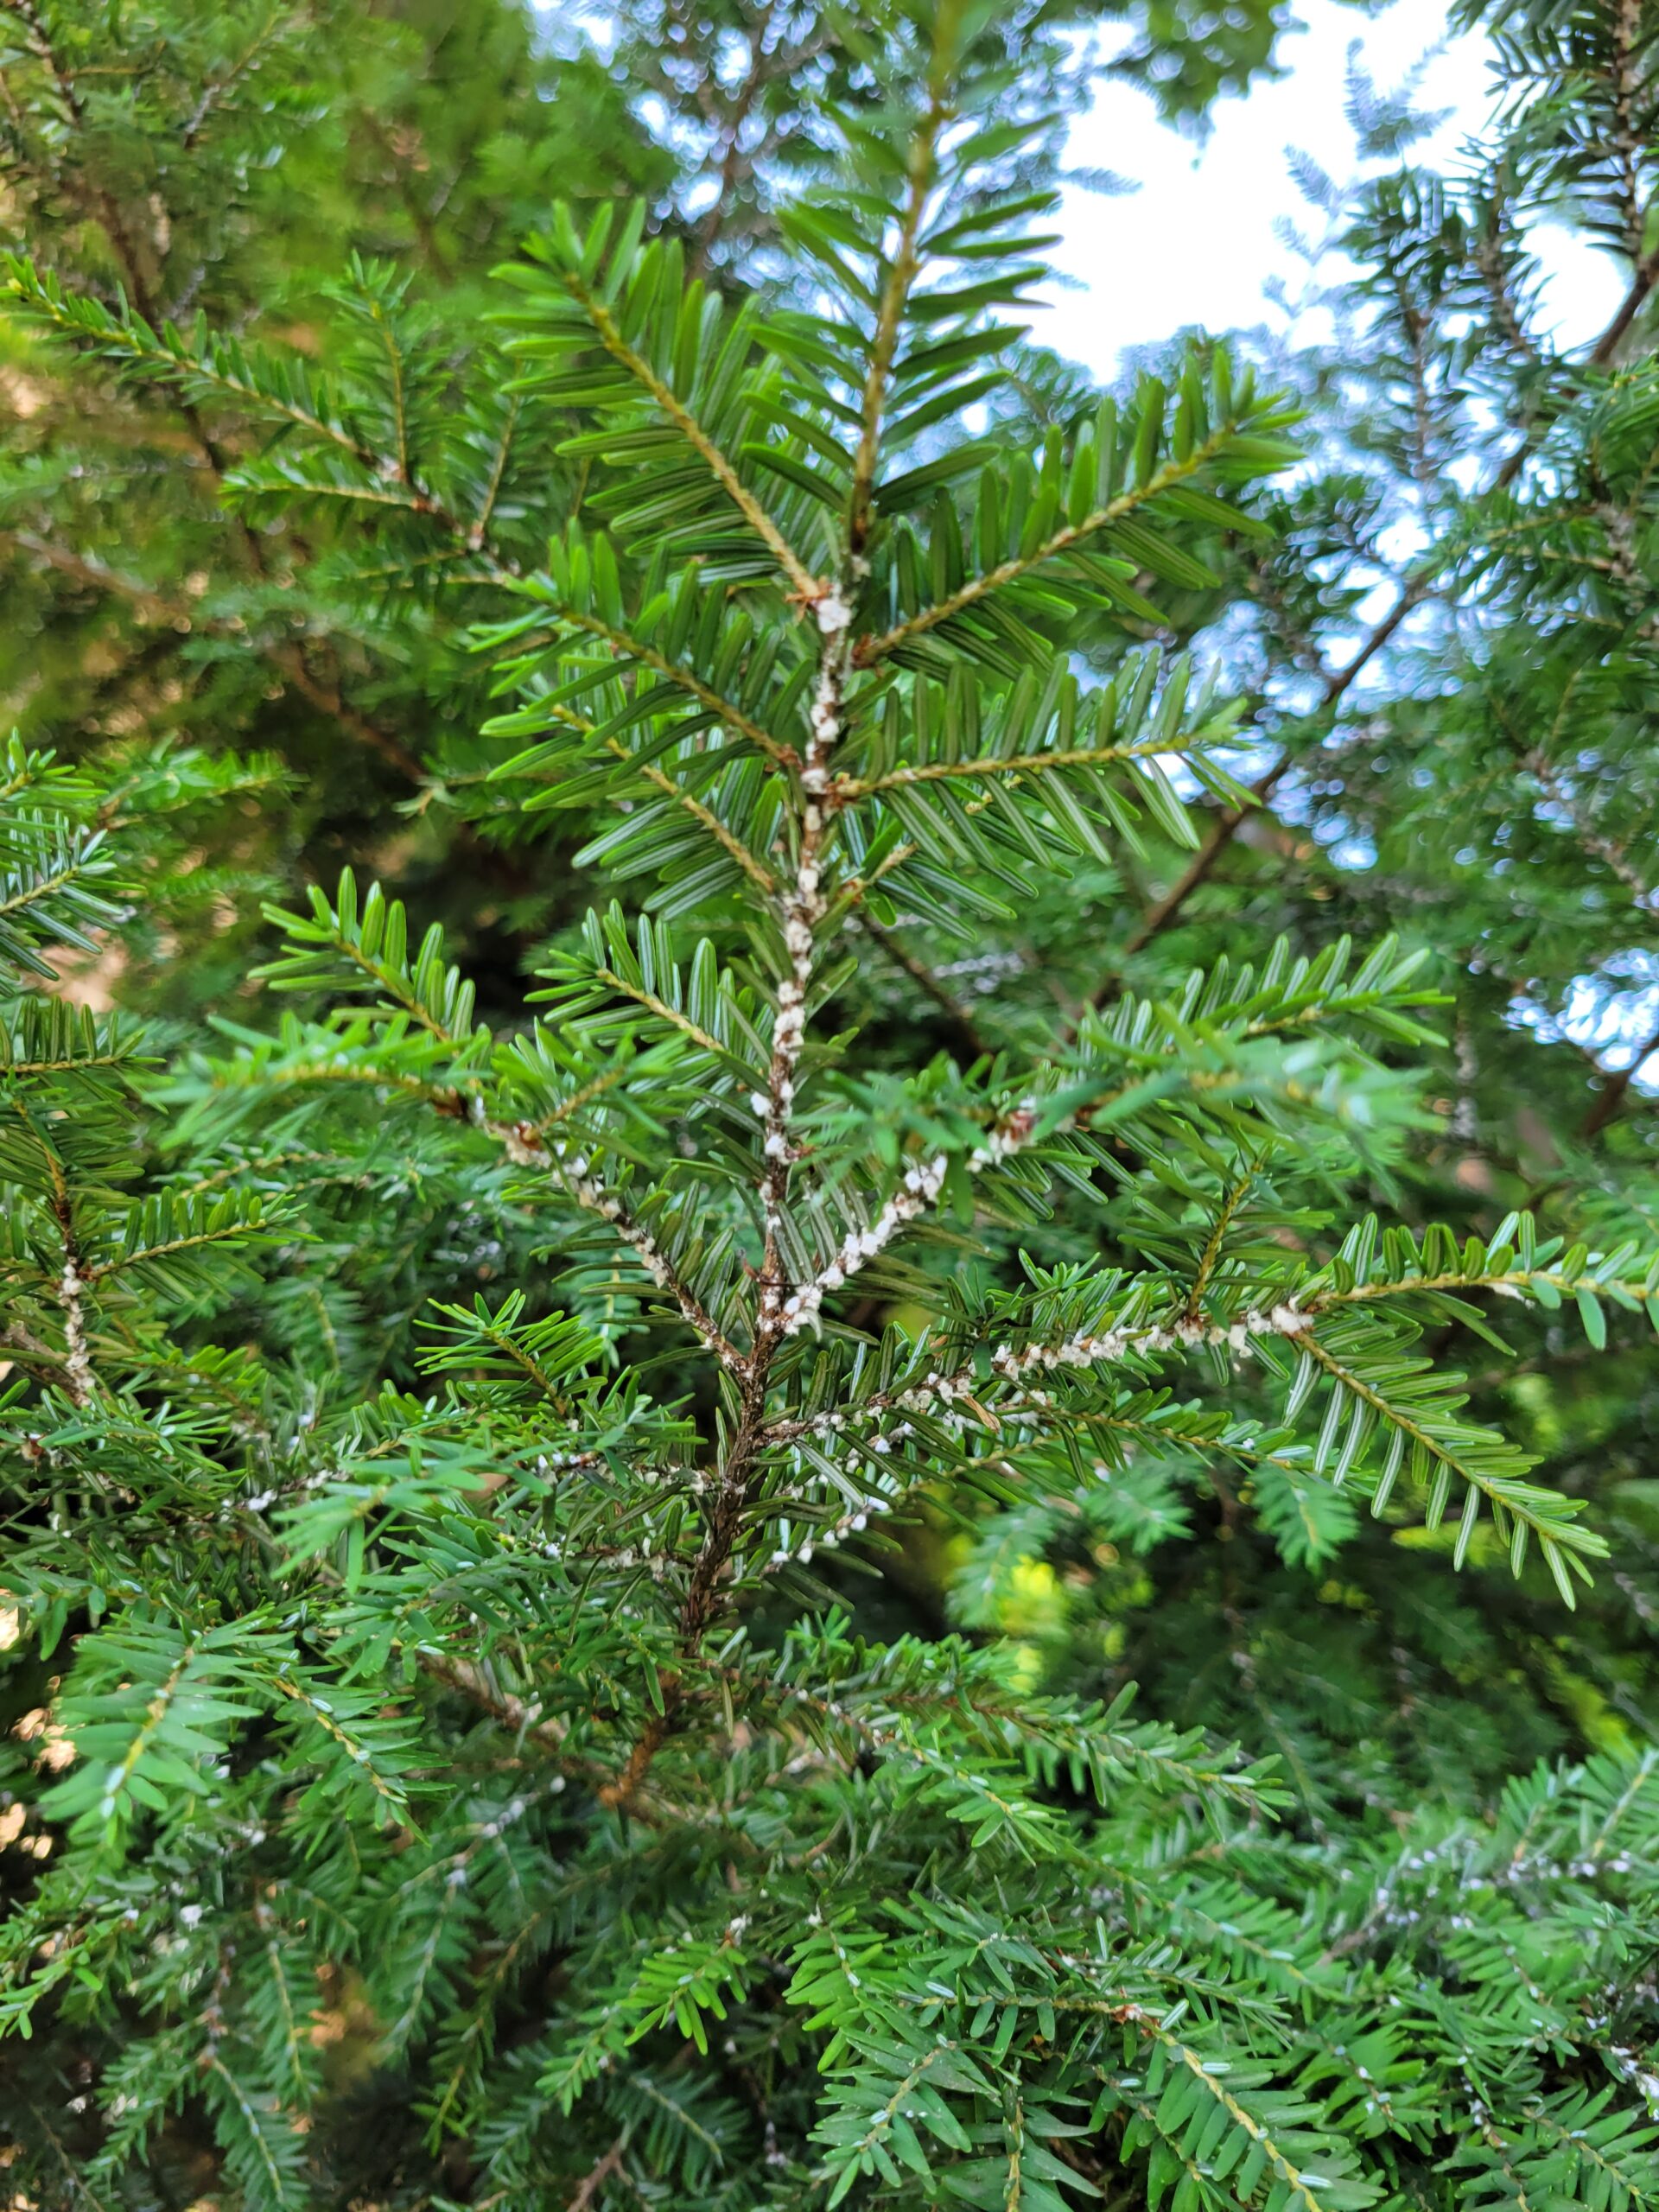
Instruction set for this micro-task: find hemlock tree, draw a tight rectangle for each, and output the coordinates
[0,0,669,1000]
[0,0,1294,1010]
[957,0,1659,1813]
[5,6,1659,2208]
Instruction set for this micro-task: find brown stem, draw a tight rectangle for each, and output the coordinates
[688,2,776,278]
[268,644,425,782]
[5,525,416,779]
[858,912,995,1063]
[2,529,180,624]
[847,92,944,563]
[1591,250,1659,366]
[595,1378,767,1812]
[353,103,455,283]
[563,2135,628,2212]
[1579,1020,1659,1139]
[179,11,290,150]
[1608,0,1647,261]
[4,0,158,322]
[1084,579,1426,1007]
[416,1649,569,1758]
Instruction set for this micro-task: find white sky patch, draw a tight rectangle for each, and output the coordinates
[1039,1,1648,1096]
[1038,0,1628,378]
[553,2,1648,1099]
[1512,957,1659,1089]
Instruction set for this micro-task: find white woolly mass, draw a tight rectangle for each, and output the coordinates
[486,1122,747,1372]
[764,1487,893,1572]
[780,1300,1317,1456]
[779,1153,950,1335]
[775,1109,1046,1338]
[59,1260,96,1405]
[749,1291,1310,1580]
[980,1300,1312,1391]
[968,1125,1023,1171]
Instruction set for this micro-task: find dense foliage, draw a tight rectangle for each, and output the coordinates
[0,0,1273,1010]
[3,0,1659,2207]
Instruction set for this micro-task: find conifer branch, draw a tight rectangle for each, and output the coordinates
[593,61,970,1811]
[552,265,822,602]
[847,84,945,563]
[635,766,779,895]
[832,729,1217,796]
[1294,1334,1592,1576]
[1580,1018,1659,1137]
[854,427,1245,668]
[550,607,800,769]
[480,1117,746,1373]
[8,17,1659,2205]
